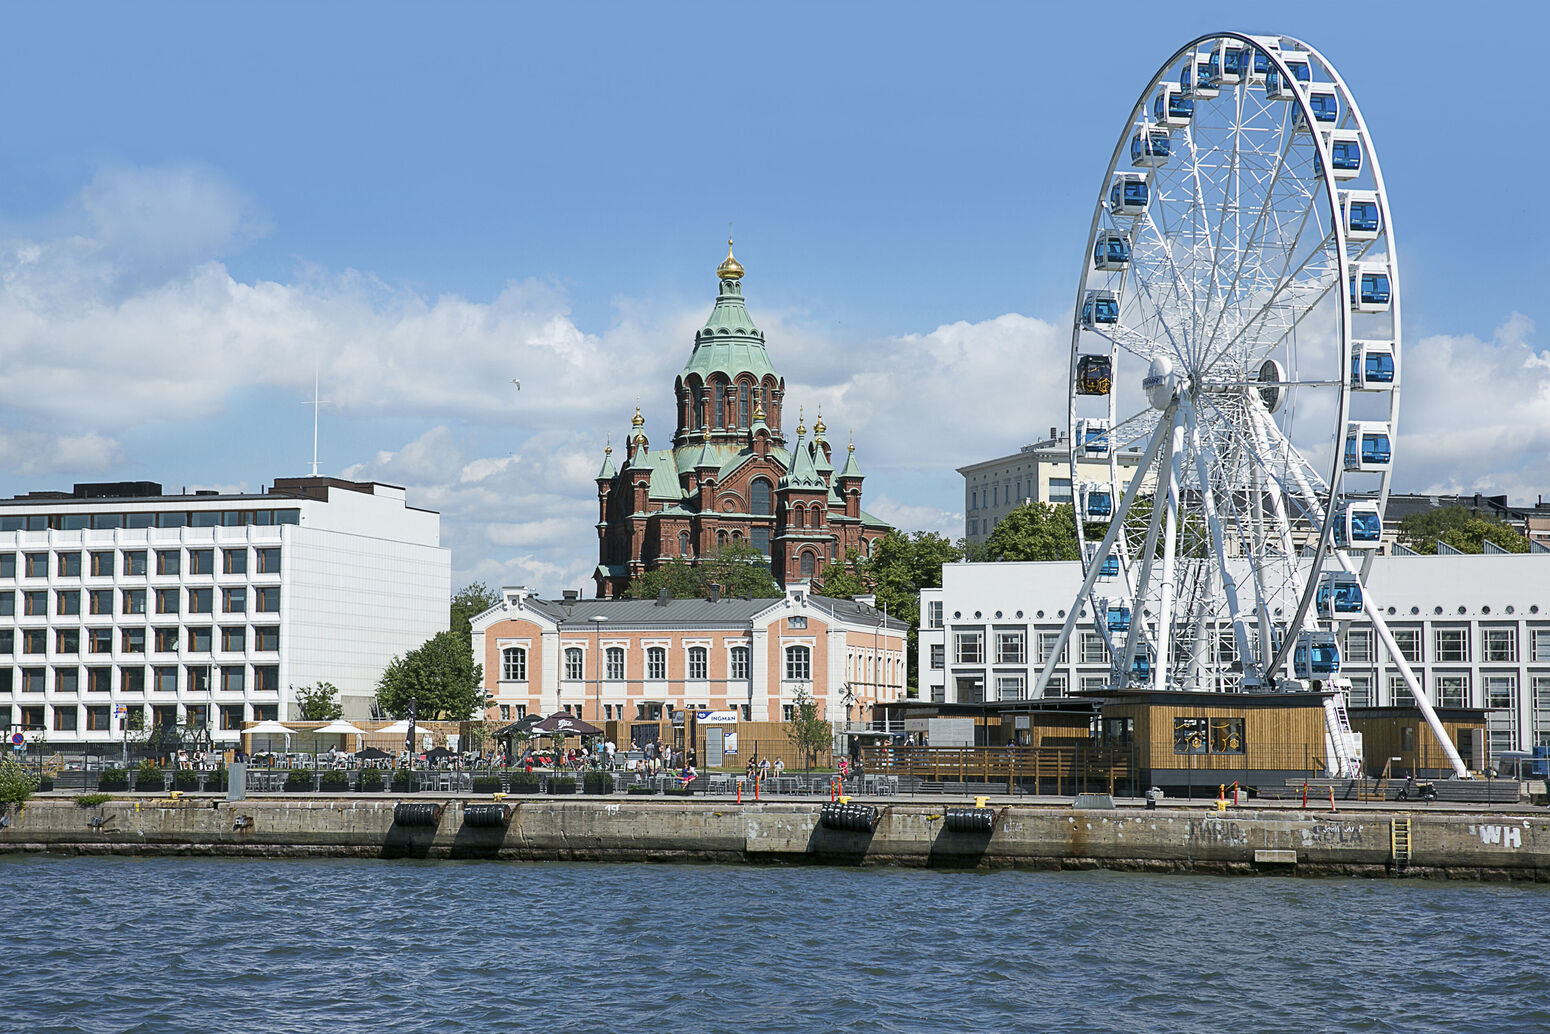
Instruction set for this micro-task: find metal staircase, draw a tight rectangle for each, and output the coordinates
[1322,693,1360,779]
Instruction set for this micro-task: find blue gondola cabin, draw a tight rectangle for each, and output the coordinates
[1349,340,1395,390]
[1348,263,1391,313]
[1093,232,1131,271]
[1109,173,1149,216]
[1335,503,1383,550]
[1131,127,1172,167]
[1080,290,1119,329]
[1293,631,1341,679]
[1343,421,1392,472]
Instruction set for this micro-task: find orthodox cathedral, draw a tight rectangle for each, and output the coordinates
[593,242,891,598]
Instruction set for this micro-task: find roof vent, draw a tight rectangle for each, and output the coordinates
[709,587,722,602]
[562,590,579,603]
[656,588,671,606]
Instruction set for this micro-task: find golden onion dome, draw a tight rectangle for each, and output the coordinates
[813,407,826,437]
[716,237,745,281]
[631,405,644,428]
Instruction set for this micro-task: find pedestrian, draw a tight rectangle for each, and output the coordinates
[746,757,757,781]
[772,757,784,779]
[759,756,771,779]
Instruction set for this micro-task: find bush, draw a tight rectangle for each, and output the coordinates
[509,772,541,793]
[548,776,577,795]
[203,769,229,792]
[135,764,165,792]
[391,770,415,793]
[0,754,38,804]
[626,785,654,795]
[173,770,200,791]
[664,784,695,796]
[319,770,349,792]
[358,769,385,792]
[98,768,129,792]
[471,775,503,794]
[75,792,112,807]
[583,771,613,794]
[284,771,315,792]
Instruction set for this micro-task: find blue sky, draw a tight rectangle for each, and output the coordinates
[2,2,1548,594]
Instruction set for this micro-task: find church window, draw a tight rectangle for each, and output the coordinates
[679,531,690,556]
[713,382,725,428]
[717,530,727,547]
[793,506,805,529]
[800,551,816,579]
[739,383,750,427]
[732,530,742,541]
[691,386,702,428]
[752,527,770,554]
[809,504,822,525]
[751,478,772,516]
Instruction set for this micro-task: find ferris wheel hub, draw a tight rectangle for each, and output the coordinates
[1143,355,1184,410]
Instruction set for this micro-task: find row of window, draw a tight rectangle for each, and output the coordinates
[0,509,299,532]
[0,585,279,618]
[4,702,278,733]
[1342,671,1550,710]
[0,624,278,656]
[683,379,778,435]
[934,626,1550,668]
[0,664,279,695]
[499,644,815,683]
[0,546,280,579]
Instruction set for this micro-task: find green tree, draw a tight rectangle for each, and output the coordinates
[450,582,503,645]
[376,630,488,721]
[817,548,867,599]
[293,681,343,721]
[626,544,781,600]
[0,752,38,805]
[979,502,1084,562]
[1399,506,1530,555]
[784,685,832,772]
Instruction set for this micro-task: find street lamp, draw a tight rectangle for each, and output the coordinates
[590,615,608,725]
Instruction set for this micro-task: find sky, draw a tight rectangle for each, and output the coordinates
[2,1,1548,597]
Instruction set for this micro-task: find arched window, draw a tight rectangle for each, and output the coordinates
[605,646,625,681]
[564,647,584,681]
[717,530,728,547]
[731,530,742,541]
[785,645,812,681]
[729,646,750,680]
[861,538,871,558]
[713,381,725,428]
[679,531,691,556]
[800,551,816,579]
[751,478,772,516]
[691,386,702,428]
[501,646,527,682]
[646,646,667,680]
[809,504,823,525]
[687,646,708,680]
[793,506,805,529]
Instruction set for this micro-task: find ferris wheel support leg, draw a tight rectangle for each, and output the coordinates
[1034,414,1173,698]
[1334,553,1469,779]
[1183,396,1257,682]
[1117,428,1173,686]
[1152,410,1187,693]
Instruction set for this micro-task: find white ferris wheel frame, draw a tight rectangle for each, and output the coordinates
[1031,31,1465,776]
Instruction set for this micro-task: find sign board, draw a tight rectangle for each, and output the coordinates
[706,728,725,768]
[927,717,975,747]
[8,733,22,746]
[903,718,931,733]
[695,710,739,724]
[1015,716,1031,730]
[723,732,739,755]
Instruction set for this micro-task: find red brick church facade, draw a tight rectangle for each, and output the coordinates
[593,243,890,598]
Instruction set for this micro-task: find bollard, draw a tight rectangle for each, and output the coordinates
[974,795,989,809]
[737,780,742,804]
[754,776,760,802]
[1301,782,1308,809]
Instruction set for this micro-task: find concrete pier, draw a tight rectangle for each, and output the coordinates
[3,795,1548,879]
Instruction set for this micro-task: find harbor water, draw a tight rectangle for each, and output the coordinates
[3,856,1548,1033]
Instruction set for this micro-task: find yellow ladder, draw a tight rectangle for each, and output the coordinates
[1391,817,1412,874]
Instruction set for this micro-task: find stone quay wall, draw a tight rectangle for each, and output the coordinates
[2,796,1548,880]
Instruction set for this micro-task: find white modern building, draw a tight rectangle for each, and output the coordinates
[919,553,1550,758]
[0,477,449,745]
[960,428,1145,546]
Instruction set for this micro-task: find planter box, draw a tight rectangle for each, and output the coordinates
[626,785,655,795]
[548,781,577,795]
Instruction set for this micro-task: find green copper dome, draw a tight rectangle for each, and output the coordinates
[679,274,779,385]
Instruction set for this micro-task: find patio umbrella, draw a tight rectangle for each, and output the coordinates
[532,712,604,737]
[314,719,368,753]
[356,746,392,761]
[424,746,455,764]
[374,720,436,747]
[245,720,295,755]
[496,714,542,737]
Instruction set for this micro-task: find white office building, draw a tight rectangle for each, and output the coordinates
[960,428,1145,546]
[919,553,1550,757]
[0,477,449,745]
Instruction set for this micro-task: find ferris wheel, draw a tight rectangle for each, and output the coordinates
[1032,32,1465,776]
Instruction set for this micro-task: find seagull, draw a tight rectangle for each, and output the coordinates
[512,378,521,390]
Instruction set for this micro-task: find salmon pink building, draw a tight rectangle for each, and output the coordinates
[470,583,906,736]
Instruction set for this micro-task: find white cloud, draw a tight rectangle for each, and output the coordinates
[6,163,1548,594]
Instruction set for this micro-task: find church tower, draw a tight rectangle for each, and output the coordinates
[593,242,890,598]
